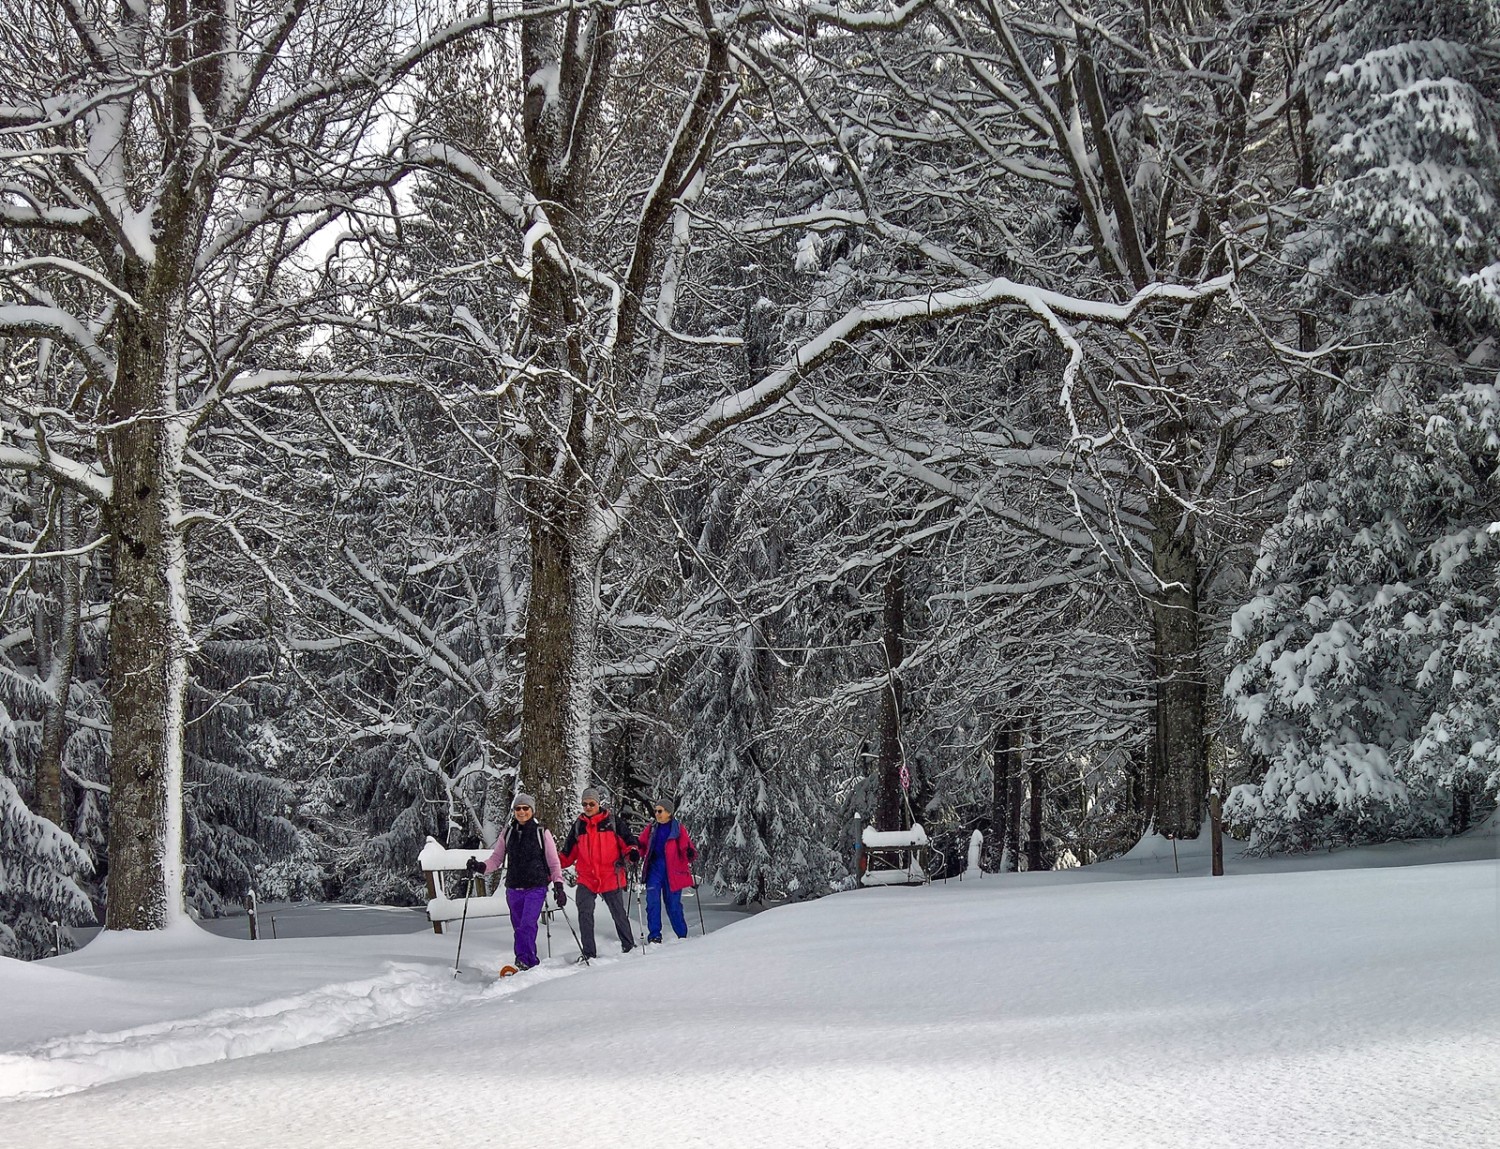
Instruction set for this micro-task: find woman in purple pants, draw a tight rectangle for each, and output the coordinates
[468,793,565,971]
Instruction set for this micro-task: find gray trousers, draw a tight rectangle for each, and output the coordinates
[576,886,634,956]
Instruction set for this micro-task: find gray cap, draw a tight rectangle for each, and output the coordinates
[581,787,602,805]
[654,797,675,816]
[512,792,536,811]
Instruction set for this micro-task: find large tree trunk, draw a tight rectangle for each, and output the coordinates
[518,509,601,831]
[510,6,615,833]
[104,305,191,932]
[874,561,906,831]
[511,247,598,832]
[1148,496,1206,839]
[34,489,81,828]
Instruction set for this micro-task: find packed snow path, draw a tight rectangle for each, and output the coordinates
[2,860,1496,1148]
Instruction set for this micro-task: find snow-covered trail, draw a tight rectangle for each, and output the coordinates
[3,860,1497,1148]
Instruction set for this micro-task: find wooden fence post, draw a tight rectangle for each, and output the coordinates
[1210,788,1224,877]
[425,869,443,935]
[245,889,259,941]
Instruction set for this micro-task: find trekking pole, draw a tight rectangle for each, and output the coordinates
[621,859,642,949]
[557,898,588,965]
[636,870,650,953]
[452,872,475,979]
[691,868,707,937]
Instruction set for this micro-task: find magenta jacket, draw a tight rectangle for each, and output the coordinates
[636,820,698,892]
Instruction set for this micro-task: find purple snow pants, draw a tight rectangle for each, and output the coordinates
[506,885,548,967]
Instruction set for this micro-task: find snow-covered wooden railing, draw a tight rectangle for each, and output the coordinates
[419,837,505,934]
[860,824,930,887]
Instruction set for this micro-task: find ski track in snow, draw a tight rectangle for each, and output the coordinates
[0,960,575,1102]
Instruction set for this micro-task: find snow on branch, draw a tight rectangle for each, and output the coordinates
[732,1,933,33]
[0,201,94,232]
[928,565,1108,603]
[0,445,112,503]
[0,304,116,384]
[218,369,414,401]
[406,143,528,227]
[409,143,623,329]
[665,271,1235,458]
[0,533,108,564]
[0,257,140,310]
[785,395,1100,551]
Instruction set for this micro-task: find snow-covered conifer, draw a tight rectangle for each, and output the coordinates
[1295,0,1500,331]
[1225,384,1500,847]
[0,768,93,959]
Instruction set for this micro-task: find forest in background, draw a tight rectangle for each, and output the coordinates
[2,0,1497,958]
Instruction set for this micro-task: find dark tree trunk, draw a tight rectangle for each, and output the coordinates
[518,506,599,833]
[875,561,906,831]
[1025,761,1046,871]
[988,724,1010,870]
[34,489,80,828]
[1148,495,1206,839]
[988,718,1022,871]
[1127,742,1152,834]
[1004,743,1024,873]
[1453,789,1472,835]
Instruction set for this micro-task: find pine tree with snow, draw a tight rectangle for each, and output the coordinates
[0,765,93,959]
[676,623,786,903]
[1293,0,1500,332]
[1225,0,1500,849]
[1225,384,1500,848]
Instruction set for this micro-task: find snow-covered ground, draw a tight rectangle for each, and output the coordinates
[1,827,1495,1148]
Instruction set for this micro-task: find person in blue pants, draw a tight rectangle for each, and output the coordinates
[635,798,698,942]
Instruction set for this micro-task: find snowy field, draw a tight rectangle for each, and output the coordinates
[1,828,1495,1149]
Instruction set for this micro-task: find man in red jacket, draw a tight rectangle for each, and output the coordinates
[559,788,637,960]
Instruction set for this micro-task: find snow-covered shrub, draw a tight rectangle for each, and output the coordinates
[1225,384,1500,847]
[1294,0,1500,326]
[0,772,94,959]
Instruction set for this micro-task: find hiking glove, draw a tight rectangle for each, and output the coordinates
[465,857,485,876]
[553,881,567,907]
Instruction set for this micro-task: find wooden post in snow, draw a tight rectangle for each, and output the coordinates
[245,889,259,941]
[425,869,443,934]
[1209,788,1225,877]
[853,813,865,876]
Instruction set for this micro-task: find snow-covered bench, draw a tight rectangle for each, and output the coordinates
[860,824,931,887]
[419,837,506,934]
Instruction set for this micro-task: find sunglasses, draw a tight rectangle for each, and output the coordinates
[582,800,599,808]
[514,805,532,812]
[653,807,669,814]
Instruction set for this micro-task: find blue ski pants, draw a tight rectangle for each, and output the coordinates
[645,882,688,939]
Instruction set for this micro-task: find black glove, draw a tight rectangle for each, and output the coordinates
[685,847,698,863]
[465,857,486,876]
[553,881,567,907]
